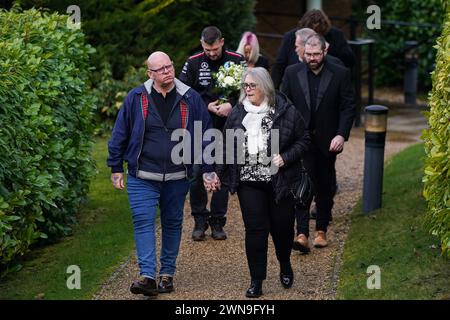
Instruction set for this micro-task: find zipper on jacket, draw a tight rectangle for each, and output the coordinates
[136,93,146,175]
[165,94,180,180]
[163,128,168,182]
[270,105,290,200]
[162,94,185,181]
[183,105,190,179]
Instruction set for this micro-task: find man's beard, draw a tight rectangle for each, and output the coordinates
[208,54,219,61]
[307,59,324,71]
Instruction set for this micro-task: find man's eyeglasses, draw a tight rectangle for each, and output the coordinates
[149,63,174,74]
[242,82,258,90]
[304,52,324,58]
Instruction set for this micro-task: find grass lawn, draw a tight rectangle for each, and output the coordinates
[337,144,449,299]
[0,137,135,300]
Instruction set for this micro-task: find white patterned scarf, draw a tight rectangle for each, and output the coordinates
[242,98,270,155]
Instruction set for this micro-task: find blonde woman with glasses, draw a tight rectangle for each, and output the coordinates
[215,67,310,298]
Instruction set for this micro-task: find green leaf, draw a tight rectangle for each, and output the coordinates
[24,103,41,116]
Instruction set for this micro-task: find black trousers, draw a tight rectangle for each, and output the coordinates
[296,148,337,237]
[237,181,295,280]
[189,165,228,226]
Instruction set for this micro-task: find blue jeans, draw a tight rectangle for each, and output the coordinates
[127,175,190,279]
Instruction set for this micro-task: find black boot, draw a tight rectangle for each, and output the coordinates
[192,217,208,241]
[280,262,294,289]
[245,279,263,298]
[210,224,227,240]
[209,217,227,240]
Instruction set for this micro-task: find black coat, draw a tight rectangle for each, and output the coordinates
[281,60,356,157]
[271,28,302,89]
[216,92,311,202]
[254,54,270,70]
[326,54,344,67]
[324,27,355,68]
[271,27,355,89]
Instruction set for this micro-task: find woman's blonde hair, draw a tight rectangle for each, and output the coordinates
[236,31,260,65]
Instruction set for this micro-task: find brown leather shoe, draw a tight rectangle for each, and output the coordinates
[130,277,158,296]
[293,234,310,253]
[313,231,328,248]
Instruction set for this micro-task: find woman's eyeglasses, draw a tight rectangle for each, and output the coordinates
[242,82,258,90]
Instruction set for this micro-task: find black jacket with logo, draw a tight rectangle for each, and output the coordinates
[179,49,245,130]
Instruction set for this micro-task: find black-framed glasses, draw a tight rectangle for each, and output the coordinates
[149,62,174,74]
[242,82,258,90]
[304,52,324,58]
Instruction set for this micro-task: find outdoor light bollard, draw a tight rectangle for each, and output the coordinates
[362,105,389,214]
[404,40,418,105]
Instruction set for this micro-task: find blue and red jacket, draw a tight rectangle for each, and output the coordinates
[107,78,214,181]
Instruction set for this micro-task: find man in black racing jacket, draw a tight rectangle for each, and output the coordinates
[179,26,245,242]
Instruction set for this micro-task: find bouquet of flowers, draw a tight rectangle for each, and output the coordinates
[213,61,246,104]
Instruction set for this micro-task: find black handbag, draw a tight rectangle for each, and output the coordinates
[291,160,314,208]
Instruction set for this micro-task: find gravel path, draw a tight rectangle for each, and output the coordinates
[94,113,425,300]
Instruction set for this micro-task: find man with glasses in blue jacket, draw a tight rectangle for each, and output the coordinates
[107,51,218,298]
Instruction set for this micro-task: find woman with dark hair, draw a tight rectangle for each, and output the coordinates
[298,9,355,68]
[214,67,310,298]
[236,31,269,70]
[271,9,355,89]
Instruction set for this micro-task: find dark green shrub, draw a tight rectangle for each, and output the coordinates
[11,1,256,133]
[359,0,443,88]
[422,8,450,257]
[0,8,96,272]
[13,0,256,79]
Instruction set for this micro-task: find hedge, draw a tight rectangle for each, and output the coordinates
[422,7,450,256]
[0,8,96,273]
